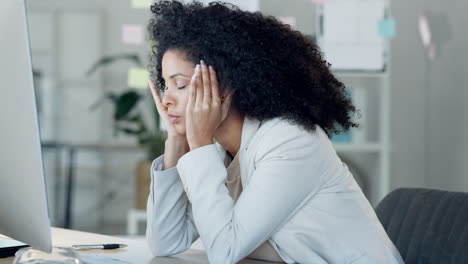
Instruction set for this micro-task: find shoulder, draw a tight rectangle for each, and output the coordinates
[249,117,333,161]
[259,117,319,137]
[256,117,328,145]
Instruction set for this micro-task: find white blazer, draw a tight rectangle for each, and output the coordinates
[146,116,404,264]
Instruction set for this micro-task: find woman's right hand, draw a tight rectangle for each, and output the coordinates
[149,80,189,170]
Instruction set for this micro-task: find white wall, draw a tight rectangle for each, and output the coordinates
[390,0,468,192]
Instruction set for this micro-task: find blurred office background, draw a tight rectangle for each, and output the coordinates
[24,0,468,236]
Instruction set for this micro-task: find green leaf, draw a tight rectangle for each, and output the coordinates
[114,91,141,120]
[118,127,144,135]
[85,53,143,77]
[125,114,141,122]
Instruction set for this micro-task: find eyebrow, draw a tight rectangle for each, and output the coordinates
[169,73,190,79]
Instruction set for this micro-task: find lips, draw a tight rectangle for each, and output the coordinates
[168,114,181,124]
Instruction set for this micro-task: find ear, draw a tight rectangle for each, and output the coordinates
[220,91,233,121]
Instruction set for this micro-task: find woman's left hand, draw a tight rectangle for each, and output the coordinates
[185,60,231,151]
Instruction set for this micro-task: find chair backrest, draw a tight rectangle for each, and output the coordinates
[375,188,468,264]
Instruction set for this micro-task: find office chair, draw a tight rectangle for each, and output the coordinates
[375,188,468,264]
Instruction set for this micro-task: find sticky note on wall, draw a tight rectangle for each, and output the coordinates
[131,0,152,9]
[378,18,396,38]
[122,24,145,45]
[331,131,352,143]
[128,67,150,89]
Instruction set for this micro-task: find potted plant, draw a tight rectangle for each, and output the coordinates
[87,54,166,209]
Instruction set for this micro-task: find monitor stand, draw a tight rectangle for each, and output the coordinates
[0,236,28,258]
[12,247,81,263]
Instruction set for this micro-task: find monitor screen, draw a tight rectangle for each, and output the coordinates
[0,0,52,254]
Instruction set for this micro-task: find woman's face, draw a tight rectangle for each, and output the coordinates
[161,50,195,136]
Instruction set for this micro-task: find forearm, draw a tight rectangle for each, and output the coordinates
[146,155,199,256]
[163,135,189,170]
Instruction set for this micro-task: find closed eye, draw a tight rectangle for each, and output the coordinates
[178,85,187,90]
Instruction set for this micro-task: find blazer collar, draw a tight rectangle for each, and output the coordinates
[214,116,263,159]
[240,116,263,152]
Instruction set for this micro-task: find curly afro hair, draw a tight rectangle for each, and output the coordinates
[148,0,358,136]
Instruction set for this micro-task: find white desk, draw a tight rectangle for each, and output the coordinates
[0,228,277,264]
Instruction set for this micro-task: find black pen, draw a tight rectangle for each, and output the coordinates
[72,244,128,250]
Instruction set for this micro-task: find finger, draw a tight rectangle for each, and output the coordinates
[195,64,203,108]
[209,65,220,104]
[148,80,164,112]
[149,80,173,131]
[188,66,198,111]
[148,80,160,103]
[201,60,211,105]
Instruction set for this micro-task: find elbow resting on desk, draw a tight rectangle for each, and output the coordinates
[146,224,195,257]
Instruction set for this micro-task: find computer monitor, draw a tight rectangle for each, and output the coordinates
[0,0,52,254]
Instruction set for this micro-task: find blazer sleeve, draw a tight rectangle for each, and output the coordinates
[146,155,200,256]
[176,127,327,264]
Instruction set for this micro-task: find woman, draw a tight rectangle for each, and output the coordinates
[145,1,404,264]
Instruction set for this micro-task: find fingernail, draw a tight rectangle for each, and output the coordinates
[200,60,205,66]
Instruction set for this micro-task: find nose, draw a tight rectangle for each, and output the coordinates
[162,88,175,108]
